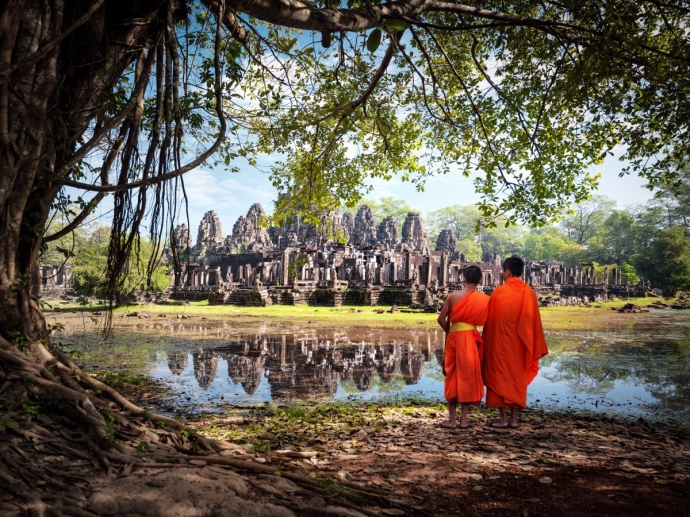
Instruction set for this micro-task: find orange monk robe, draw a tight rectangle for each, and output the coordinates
[444,290,490,405]
[482,277,549,409]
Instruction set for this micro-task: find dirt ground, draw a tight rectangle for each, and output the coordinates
[2,399,689,516]
[177,404,690,517]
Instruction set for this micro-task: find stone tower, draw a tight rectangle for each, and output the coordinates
[435,229,457,255]
[196,211,224,250]
[377,217,399,248]
[401,212,430,254]
[231,203,272,251]
[350,205,378,247]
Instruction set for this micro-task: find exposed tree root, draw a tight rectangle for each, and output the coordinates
[0,334,429,516]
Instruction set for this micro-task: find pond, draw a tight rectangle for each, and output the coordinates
[55,309,690,422]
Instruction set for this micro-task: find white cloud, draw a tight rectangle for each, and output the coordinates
[180,167,276,237]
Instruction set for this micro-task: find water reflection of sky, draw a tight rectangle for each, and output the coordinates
[65,309,690,422]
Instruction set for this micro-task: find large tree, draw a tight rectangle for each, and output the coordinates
[632,226,690,291]
[2,0,690,510]
[559,195,617,246]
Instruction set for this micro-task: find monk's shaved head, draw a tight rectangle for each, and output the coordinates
[502,256,524,278]
[463,265,482,284]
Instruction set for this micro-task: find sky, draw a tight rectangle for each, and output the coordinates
[177,145,654,239]
[77,144,653,240]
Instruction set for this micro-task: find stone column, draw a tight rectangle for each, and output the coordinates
[440,253,447,287]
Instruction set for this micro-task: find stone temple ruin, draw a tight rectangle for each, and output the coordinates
[160,204,646,308]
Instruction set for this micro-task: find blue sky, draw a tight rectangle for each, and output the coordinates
[178,145,653,238]
[76,145,652,240]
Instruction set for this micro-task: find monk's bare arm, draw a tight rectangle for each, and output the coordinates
[437,296,451,333]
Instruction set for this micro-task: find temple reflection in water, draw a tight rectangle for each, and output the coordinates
[165,331,444,401]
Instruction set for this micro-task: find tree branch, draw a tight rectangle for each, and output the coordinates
[52,0,228,194]
[0,0,107,86]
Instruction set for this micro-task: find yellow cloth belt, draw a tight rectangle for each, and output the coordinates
[448,321,477,333]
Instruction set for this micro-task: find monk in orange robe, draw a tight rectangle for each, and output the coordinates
[482,256,549,428]
[437,265,490,428]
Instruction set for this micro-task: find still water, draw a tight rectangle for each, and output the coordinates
[58,309,690,422]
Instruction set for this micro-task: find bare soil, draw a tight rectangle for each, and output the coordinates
[188,405,690,517]
[2,391,689,516]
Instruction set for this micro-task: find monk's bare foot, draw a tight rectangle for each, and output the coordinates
[458,421,470,428]
[509,422,520,428]
[440,420,457,429]
[491,420,509,428]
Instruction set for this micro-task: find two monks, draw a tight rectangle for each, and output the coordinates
[437,257,549,428]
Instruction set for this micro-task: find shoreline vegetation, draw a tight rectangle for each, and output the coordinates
[45,295,681,333]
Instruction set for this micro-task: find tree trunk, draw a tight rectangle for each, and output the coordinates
[0,3,201,497]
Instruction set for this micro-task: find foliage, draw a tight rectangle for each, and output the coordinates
[426,205,483,245]
[242,2,690,232]
[343,196,416,231]
[69,225,170,299]
[2,0,690,346]
[632,227,690,291]
[559,196,617,246]
[480,222,526,257]
[288,257,309,278]
[425,204,524,259]
[40,214,89,267]
[593,263,638,286]
[522,227,584,264]
[619,262,640,286]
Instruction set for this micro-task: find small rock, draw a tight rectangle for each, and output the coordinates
[308,496,326,508]
[470,474,483,481]
[323,506,369,517]
[257,474,300,493]
[539,477,552,484]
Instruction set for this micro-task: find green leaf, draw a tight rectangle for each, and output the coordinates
[366,28,382,53]
[373,7,381,21]
[383,19,409,31]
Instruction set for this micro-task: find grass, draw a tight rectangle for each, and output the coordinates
[191,400,450,453]
[46,295,680,334]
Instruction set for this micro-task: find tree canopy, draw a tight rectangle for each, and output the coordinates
[2,0,690,328]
